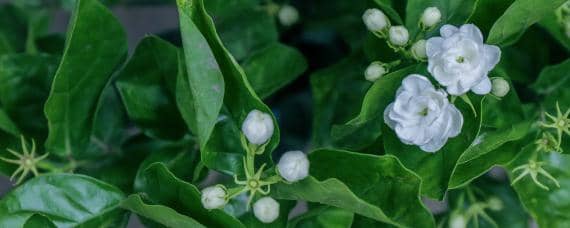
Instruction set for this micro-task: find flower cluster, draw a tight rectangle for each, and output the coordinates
[448,187,504,228]
[200,110,310,223]
[363,6,507,152]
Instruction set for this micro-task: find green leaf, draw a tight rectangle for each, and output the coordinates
[0,4,27,54]
[116,36,187,140]
[23,214,56,228]
[310,54,370,148]
[121,194,206,228]
[0,174,128,227]
[137,163,245,228]
[44,0,127,157]
[532,58,570,95]
[243,43,308,99]
[449,121,532,188]
[0,108,20,136]
[176,0,280,174]
[287,206,354,228]
[273,150,435,228]
[204,0,278,61]
[507,146,570,227]
[539,13,570,52]
[331,64,422,150]
[487,0,567,46]
[0,53,59,140]
[383,95,482,199]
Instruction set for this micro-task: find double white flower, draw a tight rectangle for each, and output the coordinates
[201,185,227,210]
[277,151,309,182]
[384,75,463,152]
[426,24,501,95]
[242,110,274,145]
[253,197,280,223]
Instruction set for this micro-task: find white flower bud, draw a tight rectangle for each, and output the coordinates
[253,197,280,223]
[491,78,510,97]
[277,150,309,182]
[389,26,409,46]
[421,7,442,28]
[364,62,387,82]
[449,211,467,228]
[411,39,427,60]
[242,110,274,145]
[487,197,503,211]
[278,5,299,26]
[201,185,227,210]
[362,8,390,32]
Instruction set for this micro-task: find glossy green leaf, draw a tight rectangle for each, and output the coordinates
[507,146,570,227]
[44,0,127,157]
[176,0,279,174]
[0,108,19,136]
[23,214,56,228]
[540,13,570,52]
[487,0,566,46]
[0,53,59,140]
[243,43,308,99]
[137,163,245,228]
[532,58,570,96]
[121,194,206,228]
[205,0,278,61]
[310,54,370,148]
[449,121,532,188]
[116,36,187,140]
[383,95,482,199]
[273,150,434,228]
[331,64,422,150]
[0,174,128,227]
[287,206,354,228]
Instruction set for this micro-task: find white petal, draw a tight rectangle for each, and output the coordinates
[471,77,492,95]
[420,137,446,152]
[459,24,483,44]
[483,44,501,71]
[383,103,397,129]
[440,24,459,38]
[446,82,469,96]
[445,104,464,138]
[426,37,444,58]
[401,74,434,93]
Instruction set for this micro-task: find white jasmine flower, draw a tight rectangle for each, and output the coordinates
[364,62,387,82]
[421,7,442,28]
[362,8,390,32]
[426,24,501,95]
[201,185,227,210]
[384,75,463,152]
[389,26,409,46]
[278,5,299,26]
[411,39,427,60]
[242,110,274,145]
[277,150,309,182]
[253,197,280,223]
[449,211,467,228]
[491,78,510,97]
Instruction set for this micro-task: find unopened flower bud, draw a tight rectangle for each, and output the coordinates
[487,197,503,211]
[491,78,510,97]
[362,8,390,32]
[277,150,309,182]
[389,26,409,46]
[411,39,427,60]
[242,110,274,145]
[421,7,442,28]
[278,5,299,26]
[449,211,467,228]
[253,197,280,223]
[364,62,387,82]
[201,185,227,210]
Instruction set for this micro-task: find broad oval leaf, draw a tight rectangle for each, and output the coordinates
[405,0,478,35]
[176,0,280,174]
[487,0,567,46]
[121,194,206,228]
[243,43,308,99]
[273,149,435,228]
[287,206,354,228]
[44,0,127,157]
[137,163,245,228]
[116,36,187,140]
[0,174,127,227]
